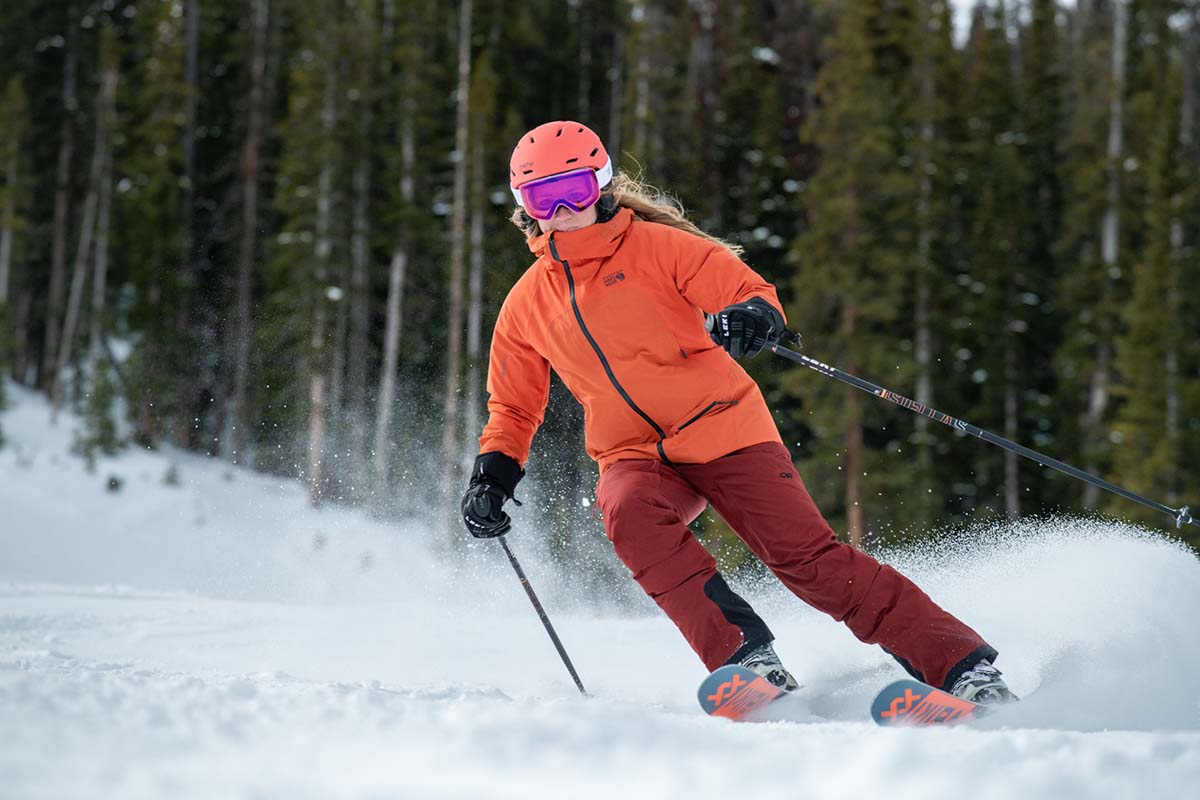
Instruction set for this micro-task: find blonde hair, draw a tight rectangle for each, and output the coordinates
[509,170,745,257]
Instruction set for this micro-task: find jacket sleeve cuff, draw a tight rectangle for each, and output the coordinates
[472,451,525,498]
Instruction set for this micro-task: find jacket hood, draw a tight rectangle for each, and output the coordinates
[528,207,635,268]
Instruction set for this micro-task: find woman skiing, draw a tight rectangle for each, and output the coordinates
[461,120,1015,704]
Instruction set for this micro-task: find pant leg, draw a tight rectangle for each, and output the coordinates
[596,459,773,671]
[676,442,996,691]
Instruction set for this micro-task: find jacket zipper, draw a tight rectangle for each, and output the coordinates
[676,400,737,433]
[548,236,674,464]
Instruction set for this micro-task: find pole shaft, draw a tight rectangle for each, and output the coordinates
[774,342,1197,530]
[498,535,588,696]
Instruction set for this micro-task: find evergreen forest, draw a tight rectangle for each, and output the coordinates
[1,0,1198,568]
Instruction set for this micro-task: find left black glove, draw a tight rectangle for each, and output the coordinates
[461,451,525,539]
[706,297,786,359]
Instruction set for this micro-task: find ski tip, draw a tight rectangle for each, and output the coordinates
[698,664,784,720]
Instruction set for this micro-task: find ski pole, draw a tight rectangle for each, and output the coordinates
[768,336,1197,531]
[497,534,588,696]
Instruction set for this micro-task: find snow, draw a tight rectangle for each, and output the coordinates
[2,381,1198,798]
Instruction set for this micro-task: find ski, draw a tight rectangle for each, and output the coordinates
[870,679,986,727]
[697,664,784,720]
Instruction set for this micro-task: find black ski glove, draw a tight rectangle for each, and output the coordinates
[461,451,525,538]
[706,297,786,359]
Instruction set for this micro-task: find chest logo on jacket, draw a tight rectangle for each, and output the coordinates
[602,271,626,287]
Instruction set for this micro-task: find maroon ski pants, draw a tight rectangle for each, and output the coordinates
[595,441,995,691]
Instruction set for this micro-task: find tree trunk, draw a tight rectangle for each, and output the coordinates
[0,126,16,307]
[843,299,864,549]
[183,0,198,258]
[1084,0,1126,508]
[348,98,372,495]
[1165,14,1195,505]
[329,265,348,415]
[631,8,649,159]
[53,61,115,411]
[372,0,410,487]
[374,248,407,485]
[228,0,270,466]
[913,0,936,526]
[44,19,77,389]
[372,130,415,489]
[685,1,717,212]
[463,109,484,473]
[645,6,666,170]
[307,34,338,509]
[87,67,117,386]
[608,27,623,164]
[1004,342,1020,517]
[306,316,329,508]
[438,0,473,513]
[178,0,200,448]
[577,0,591,120]
[13,289,31,381]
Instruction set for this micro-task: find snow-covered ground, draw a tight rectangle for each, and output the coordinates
[2,381,1198,799]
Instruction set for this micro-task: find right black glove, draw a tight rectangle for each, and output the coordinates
[705,296,786,359]
[461,452,524,538]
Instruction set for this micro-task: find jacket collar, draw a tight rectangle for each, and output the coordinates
[529,207,634,270]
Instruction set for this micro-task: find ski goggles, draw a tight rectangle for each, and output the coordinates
[511,159,614,220]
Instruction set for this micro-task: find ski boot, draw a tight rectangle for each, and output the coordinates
[737,642,800,692]
[950,659,1018,705]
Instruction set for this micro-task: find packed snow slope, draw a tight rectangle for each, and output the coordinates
[2,381,1198,799]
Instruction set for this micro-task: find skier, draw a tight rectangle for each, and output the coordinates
[461,120,1015,705]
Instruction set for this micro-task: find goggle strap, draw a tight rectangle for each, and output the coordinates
[595,157,613,189]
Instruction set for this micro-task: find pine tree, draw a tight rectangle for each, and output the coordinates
[1110,62,1185,522]
[952,1,1056,521]
[0,77,28,310]
[886,0,963,534]
[437,0,475,525]
[788,0,913,547]
[53,23,119,413]
[371,0,451,509]
[462,50,499,479]
[1179,4,1200,549]
[339,0,380,504]
[227,0,272,466]
[117,0,192,446]
[0,75,29,409]
[260,0,344,504]
[1108,2,1200,539]
[42,3,80,392]
[1055,0,1129,510]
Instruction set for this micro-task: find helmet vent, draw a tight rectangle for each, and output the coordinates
[577,127,584,132]
[522,169,534,175]
[565,157,578,164]
[589,147,599,156]
[555,127,563,137]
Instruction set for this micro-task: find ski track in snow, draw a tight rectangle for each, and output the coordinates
[2,381,1199,799]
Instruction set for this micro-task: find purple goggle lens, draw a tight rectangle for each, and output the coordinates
[517,168,601,221]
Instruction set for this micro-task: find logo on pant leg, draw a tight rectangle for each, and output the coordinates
[779,472,793,479]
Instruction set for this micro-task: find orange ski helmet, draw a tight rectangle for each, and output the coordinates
[509,120,613,206]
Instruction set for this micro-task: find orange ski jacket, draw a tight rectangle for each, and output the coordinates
[478,207,786,474]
